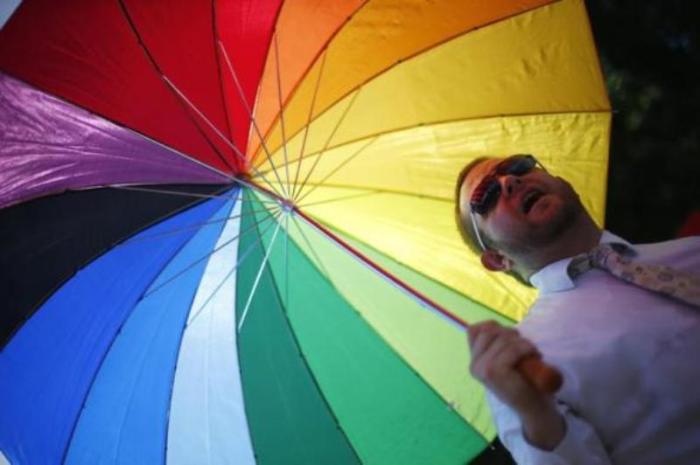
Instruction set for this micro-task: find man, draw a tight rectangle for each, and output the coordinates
[455,154,700,464]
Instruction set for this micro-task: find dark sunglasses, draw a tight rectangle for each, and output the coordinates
[469,154,539,216]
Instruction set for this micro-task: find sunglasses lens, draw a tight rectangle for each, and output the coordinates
[469,155,536,215]
[470,179,500,215]
[499,155,536,176]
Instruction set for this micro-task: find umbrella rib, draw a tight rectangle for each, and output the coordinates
[0,183,237,349]
[237,210,287,332]
[161,75,284,199]
[162,76,240,162]
[290,50,327,200]
[297,182,454,205]
[292,216,489,450]
[292,88,363,203]
[307,216,519,326]
[294,208,469,331]
[186,208,283,326]
[111,183,278,204]
[272,30,291,197]
[248,0,567,166]
[255,178,382,208]
[295,187,519,326]
[248,179,470,329]
[56,207,212,465]
[57,187,252,465]
[246,0,372,166]
[209,0,236,164]
[122,207,276,246]
[291,215,334,281]
[235,177,296,209]
[272,31,292,198]
[217,40,289,198]
[111,185,237,200]
[142,206,281,299]
[297,189,385,209]
[253,213,366,465]
[115,0,238,175]
[285,209,290,307]
[295,136,378,205]
[253,87,362,179]
[230,176,283,204]
[257,108,612,177]
[1,70,236,184]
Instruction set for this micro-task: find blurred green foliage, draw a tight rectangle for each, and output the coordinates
[588,0,699,242]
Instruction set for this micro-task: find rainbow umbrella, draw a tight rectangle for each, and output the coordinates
[0,0,610,464]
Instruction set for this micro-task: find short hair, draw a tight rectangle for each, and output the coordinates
[454,156,494,256]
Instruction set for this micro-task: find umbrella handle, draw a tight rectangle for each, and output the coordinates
[516,355,563,394]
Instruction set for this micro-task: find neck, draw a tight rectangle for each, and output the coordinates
[517,212,602,280]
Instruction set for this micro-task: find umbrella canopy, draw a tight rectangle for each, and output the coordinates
[0,0,610,464]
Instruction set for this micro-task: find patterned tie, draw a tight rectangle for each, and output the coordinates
[568,243,700,309]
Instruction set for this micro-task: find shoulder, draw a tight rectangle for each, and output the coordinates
[636,235,700,250]
[634,235,700,271]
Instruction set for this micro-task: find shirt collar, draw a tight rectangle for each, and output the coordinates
[529,231,634,293]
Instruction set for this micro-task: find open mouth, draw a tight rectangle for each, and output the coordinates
[521,189,544,214]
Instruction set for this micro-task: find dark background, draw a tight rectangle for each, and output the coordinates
[472,0,699,463]
[593,0,699,242]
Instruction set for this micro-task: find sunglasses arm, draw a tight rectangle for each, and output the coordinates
[468,210,488,251]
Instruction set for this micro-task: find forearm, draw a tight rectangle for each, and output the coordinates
[519,401,566,451]
[489,392,613,465]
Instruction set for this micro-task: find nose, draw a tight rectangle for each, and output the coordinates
[500,175,523,197]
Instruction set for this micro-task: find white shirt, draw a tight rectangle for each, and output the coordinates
[487,231,700,464]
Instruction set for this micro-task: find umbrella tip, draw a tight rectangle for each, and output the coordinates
[279,198,296,213]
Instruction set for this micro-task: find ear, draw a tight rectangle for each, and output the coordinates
[480,249,513,272]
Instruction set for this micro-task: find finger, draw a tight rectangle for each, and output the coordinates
[471,331,523,380]
[474,347,528,386]
[467,321,499,346]
[471,324,518,358]
[467,321,515,347]
[477,330,521,367]
[491,338,541,374]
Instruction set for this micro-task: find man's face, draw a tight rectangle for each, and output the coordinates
[460,157,582,255]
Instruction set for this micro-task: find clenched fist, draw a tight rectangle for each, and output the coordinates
[467,320,566,450]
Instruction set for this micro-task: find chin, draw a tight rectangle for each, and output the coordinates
[529,197,580,244]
